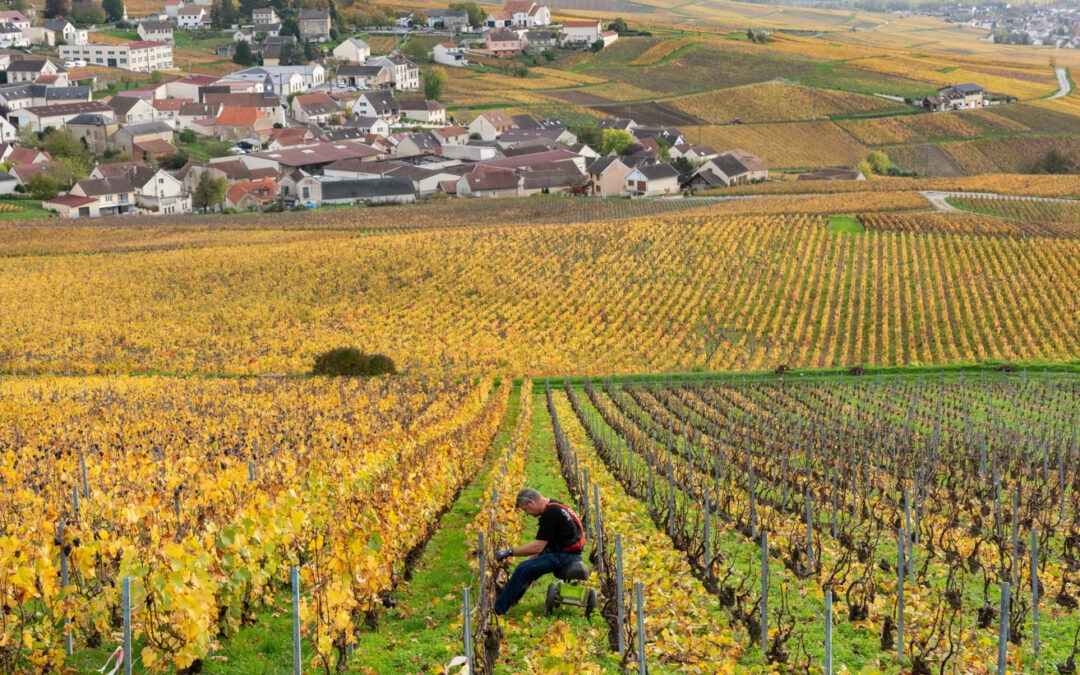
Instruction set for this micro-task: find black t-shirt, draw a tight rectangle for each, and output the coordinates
[536,500,583,553]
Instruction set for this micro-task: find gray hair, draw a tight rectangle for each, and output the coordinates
[515,487,542,507]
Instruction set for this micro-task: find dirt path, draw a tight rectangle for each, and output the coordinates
[1049,67,1071,100]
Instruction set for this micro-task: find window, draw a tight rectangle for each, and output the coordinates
[302,186,310,198]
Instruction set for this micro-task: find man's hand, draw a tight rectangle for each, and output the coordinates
[495,548,514,561]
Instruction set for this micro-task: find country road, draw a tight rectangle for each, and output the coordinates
[1049,68,1071,100]
[921,190,1079,213]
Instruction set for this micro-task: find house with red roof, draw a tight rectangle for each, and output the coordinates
[43,194,99,217]
[226,178,278,210]
[213,106,273,141]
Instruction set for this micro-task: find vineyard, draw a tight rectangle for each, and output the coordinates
[8,370,1080,673]
[945,196,1080,229]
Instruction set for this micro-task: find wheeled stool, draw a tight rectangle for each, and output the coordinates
[544,559,598,618]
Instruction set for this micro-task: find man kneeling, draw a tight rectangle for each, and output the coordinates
[493,487,585,615]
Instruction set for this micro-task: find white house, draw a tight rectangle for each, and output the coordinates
[352,90,400,121]
[138,21,174,43]
[0,23,29,48]
[128,165,190,214]
[400,99,446,125]
[45,20,87,45]
[560,19,602,45]
[176,6,210,29]
[231,65,325,97]
[252,7,278,23]
[433,42,467,67]
[368,52,419,91]
[332,37,370,63]
[624,161,680,197]
[468,109,514,140]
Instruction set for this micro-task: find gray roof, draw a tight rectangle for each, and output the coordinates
[47,85,91,101]
[44,20,72,31]
[75,176,134,196]
[337,64,387,77]
[298,10,329,19]
[8,59,50,72]
[706,153,749,178]
[359,90,398,111]
[66,112,117,126]
[631,161,679,180]
[254,23,281,32]
[106,96,146,116]
[139,20,173,31]
[953,82,984,93]
[112,121,174,138]
[321,176,414,200]
[586,155,624,175]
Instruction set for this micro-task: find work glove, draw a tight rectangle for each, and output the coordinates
[494,548,513,562]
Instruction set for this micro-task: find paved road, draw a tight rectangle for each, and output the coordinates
[921,190,1080,213]
[1049,68,1071,100]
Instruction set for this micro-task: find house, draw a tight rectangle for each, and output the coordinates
[213,106,273,141]
[485,30,522,57]
[671,144,718,162]
[59,42,173,71]
[599,118,636,131]
[393,132,441,156]
[468,110,515,140]
[69,176,137,215]
[65,113,120,153]
[624,161,680,196]
[106,96,157,124]
[0,23,28,48]
[333,37,370,63]
[164,0,183,17]
[0,118,14,143]
[107,121,175,158]
[150,98,190,127]
[291,92,341,125]
[485,10,512,28]
[45,20,87,45]
[457,164,521,198]
[296,176,415,205]
[687,154,751,188]
[335,64,391,89]
[298,10,331,42]
[521,30,556,51]
[127,165,190,214]
[231,65,325,97]
[431,125,469,146]
[138,21,174,43]
[798,167,866,181]
[0,84,90,110]
[226,177,278,209]
[586,156,630,197]
[633,126,684,147]
[176,6,210,29]
[9,100,113,132]
[924,83,985,111]
[243,140,385,172]
[368,52,419,91]
[432,42,467,68]
[504,0,550,26]
[521,159,584,195]
[7,147,52,165]
[90,160,147,179]
[43,194,100,217]
[0,10,30,28]
[348,116,391,136]
[426,9,469,29]
[497,127,577,147]
[560,19,602,45]
[400,99,446,125]
[352,90,400,121]
[721,148,767,181]
[252,7,278,24]
[0,170,15,194]
[253,23,281,38]
[8,59,59,84]
[12,161,55,184]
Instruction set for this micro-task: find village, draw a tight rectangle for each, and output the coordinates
[0,0,991,216]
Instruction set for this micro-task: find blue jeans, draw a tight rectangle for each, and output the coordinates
[494,551,581,615]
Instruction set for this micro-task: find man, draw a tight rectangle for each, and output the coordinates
[492,487,585,615]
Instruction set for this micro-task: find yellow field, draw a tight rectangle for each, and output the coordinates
[691,121,868,168]
[671,82,900,123]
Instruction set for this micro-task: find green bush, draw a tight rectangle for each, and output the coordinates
[312,348,397,377]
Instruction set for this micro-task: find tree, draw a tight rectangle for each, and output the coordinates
[607,17,627,34]
[211,0,236,28]
[16,124,39,149]
[44,0,70,19]
[27,173,59,201]
[277,39,301,66]
[448,1,484,28]
[150,70,165,83]
[233,40,256,66]
[9,0,28,12]
[1031,148,1076,174]
[411,10,427,25]
[855,159,875,179]
[42,129,91,163]
[424,66,447,100]
[102,0,124,22]
[601,129,633,156]
[671,156,696,183]
[47,157,90,189]
[572,124,601,152]
[193,172,229,211]
[177,129,198,143]
[159,150,189,170]
[71,1,106,25]
[865,150,889,175]
[239,0,261,19]
[591,38,604,52]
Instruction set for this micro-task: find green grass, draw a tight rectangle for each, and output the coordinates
[99,28,138,40]
[179,136,234,161]
[0,198,53,220]
[827,214,864,233]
